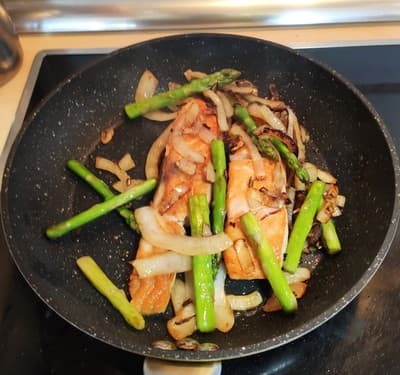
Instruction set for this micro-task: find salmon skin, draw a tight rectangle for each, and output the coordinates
[129,98,220,315]
[223,132,288,280]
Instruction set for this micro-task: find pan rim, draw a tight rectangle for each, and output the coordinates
[1,32,399,362]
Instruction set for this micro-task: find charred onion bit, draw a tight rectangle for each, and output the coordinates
[254,125,298,154]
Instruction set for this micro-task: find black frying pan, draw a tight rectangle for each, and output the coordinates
[1,34,399,361]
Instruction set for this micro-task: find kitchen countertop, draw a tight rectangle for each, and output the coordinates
[1,23,400,159]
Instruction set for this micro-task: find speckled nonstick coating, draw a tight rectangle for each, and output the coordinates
[1,34,399,361]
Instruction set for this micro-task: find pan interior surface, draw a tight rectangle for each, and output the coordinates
[1,34,398,361]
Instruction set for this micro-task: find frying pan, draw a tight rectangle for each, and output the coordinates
[1,33,399,362]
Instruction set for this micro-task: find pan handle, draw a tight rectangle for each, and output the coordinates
[143,357,221,375]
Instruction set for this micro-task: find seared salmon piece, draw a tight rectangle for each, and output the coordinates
[129,98,220,315]
[223,148,288,280]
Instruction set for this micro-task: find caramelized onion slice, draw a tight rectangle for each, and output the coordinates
[135,206,232,255]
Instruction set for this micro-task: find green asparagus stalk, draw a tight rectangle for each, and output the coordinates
[210,139,227,276]
[125,69,241,119]
[321,219,342,254]
[67,160,139,232]
[76,256,145,329]
[234,105,279,160]
[283,180,326,273]
[240,212,298,313]
[189,194,216,333]
[211,139,227,235]
[270,137,310,183]
[46,178,157,239]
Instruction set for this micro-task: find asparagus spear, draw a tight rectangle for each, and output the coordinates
[67,160,139,232]
[125,69,241,119]
[46,178,157,239]
[76,256,145,329]
[283,180,326,273]
[240,212,298,313]
[210,139,227,276]
[234,105,279,160]
[321,219,342,254]
[211,139,227,235]
[270,137,310,183]
[189,194,216,333]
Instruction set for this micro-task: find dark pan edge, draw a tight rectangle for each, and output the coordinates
[1,33,400,362]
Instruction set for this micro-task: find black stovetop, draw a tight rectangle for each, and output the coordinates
[1,45,400,375]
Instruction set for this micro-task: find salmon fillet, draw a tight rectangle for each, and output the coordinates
[129,98,220,315]
[223,157,288,280]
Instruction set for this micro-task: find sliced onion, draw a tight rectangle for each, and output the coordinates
[227,290,263,311]
[205,160,216,183]
[175,158,196,176]
[245,95,287,110]
[286,186,296,226]
[303,162,318,182]
[247,103,286,133]
[95,156,130,182]
[135,69,177,121]
[135,206,232,255]
[145,123,172,179]
[184,69,207,80]
[216,91,234,118]
[198,125,217,144]
[171,102,205,163]
[224,80,258,95]
[167,302,196,340]
[283,267,311,284]
[135,69,158,100]
[118,153,136,171]
[214,264,234,333]
[336,194,346,208]
[317,184,339,223]
[171,279,187,314]
[289,107,306,163]
[132,252,192,278]
[317,169,337,184]
[143,111,177,122]
[263,282,308,313]
[203,89,229,131]
[112,178,143,193]
[230,124,265,180]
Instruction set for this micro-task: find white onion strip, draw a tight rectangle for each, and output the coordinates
[145,123,173,179]
[203,89,229,131]
[288,107,306,163]
[132,252,192,278]
[135,206,232,255]
[230,124,265,180]
[171,102,205,163]
[247,103,286,133]
[214,264,235,333]
[227,290,263,311]
[216,91,234,118]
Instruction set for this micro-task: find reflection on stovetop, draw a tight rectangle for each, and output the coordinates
[1,45,400,375]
